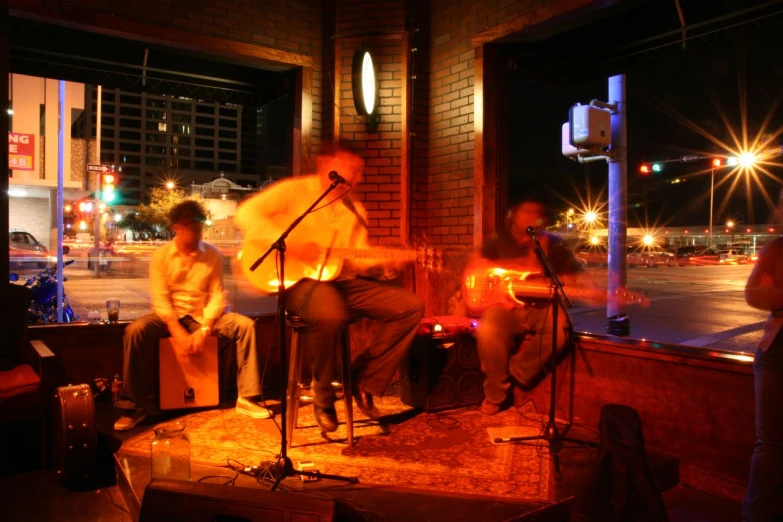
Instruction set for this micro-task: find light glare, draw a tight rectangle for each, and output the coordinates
[361,52,376,114]
[738,152,757,168]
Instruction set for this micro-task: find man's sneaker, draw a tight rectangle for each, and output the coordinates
[114,408,146,431]
[236,397,272,419]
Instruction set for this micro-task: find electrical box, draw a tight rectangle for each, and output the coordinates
[562,122,586,159]
[569,104,612,148]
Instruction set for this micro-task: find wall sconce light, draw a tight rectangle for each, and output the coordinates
[352,48,379,129]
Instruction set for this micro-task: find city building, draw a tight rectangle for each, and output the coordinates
[81,88,266,206]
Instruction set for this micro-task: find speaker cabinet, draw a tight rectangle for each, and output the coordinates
[400,332,484,412]
[140,479,364,522]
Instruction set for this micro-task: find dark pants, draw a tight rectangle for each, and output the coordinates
[743,340,783,522]
[477,302,571,405]
[285,277,425,408]
[118,313,261,409]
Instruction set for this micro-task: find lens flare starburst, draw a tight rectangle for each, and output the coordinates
[638,65,783,225]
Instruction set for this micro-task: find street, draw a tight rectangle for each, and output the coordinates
[570,264,763,353]
[27,261,764,354]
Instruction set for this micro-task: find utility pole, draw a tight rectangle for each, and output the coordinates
[607,74,629,336]
[93,85,102,276]
[57,81,65,322]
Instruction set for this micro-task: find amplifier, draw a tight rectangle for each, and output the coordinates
[402,316,483,412]
[417,315,479,339]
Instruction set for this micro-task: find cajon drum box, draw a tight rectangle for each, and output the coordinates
[159,336,219,410]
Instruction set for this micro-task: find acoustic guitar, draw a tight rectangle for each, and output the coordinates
[238,237,440,294]
[463,265,647,315]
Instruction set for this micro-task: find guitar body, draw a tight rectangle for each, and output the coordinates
[463,262,647,316]
[238,234,429,294]
[463,266,544,315]
[238,238,345,295]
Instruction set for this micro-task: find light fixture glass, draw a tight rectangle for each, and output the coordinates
[361,52,376,114]
[352,49,378,117]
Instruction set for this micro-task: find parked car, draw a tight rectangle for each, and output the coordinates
[684,247,722,266]
[718,249,750,264]
[675,244,707,266]
[9,229,71,269]
[9,229,49,269]
[627,246,675,268]
[574,244,608,267]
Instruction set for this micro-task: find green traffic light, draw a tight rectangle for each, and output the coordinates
[652,163,662,172]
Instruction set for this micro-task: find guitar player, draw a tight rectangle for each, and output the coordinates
[463,195,598,416]
[234,147,425,433]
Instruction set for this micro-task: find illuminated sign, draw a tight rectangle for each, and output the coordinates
[8,132,35,171]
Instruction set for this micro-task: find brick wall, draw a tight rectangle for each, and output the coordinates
[336,36,405,245]
[426,0,561,250]
[333,1,407,246]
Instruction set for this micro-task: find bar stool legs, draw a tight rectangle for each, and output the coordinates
[286,321,354,449]
[341,335,354,449]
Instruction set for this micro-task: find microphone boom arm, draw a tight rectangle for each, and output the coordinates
[527,227,573,309]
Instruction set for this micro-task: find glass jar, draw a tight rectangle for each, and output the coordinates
[150,421,190,481]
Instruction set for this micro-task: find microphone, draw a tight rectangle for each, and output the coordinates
[328,171,349,184]
[525,226,537,237]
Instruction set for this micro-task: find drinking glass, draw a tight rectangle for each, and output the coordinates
[106,298,120,323]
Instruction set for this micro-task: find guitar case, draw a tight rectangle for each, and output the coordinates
[52,384,98,484]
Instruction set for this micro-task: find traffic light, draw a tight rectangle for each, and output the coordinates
[712,158,722,167]
[101,172,116,203]
[639,163,662,174]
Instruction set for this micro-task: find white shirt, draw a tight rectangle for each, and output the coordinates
[149,240,226,324]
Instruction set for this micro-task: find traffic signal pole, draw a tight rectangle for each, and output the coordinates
[607,74,629,336]
[93,85,102,276]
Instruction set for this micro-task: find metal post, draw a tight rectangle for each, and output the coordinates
[93,85,102,275]
[709,167,714,248]
[607,74,629,336]
[57,80,65,322]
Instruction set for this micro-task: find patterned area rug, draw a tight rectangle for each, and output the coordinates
[120,395,552,502]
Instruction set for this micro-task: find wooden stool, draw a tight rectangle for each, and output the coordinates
[286,315,353,449]
[159,336,219,411]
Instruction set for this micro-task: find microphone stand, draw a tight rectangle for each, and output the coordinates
[249,175,358,490]
[494,228,595,480]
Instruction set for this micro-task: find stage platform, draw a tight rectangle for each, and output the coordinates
[109,388,683,521]
[0,390,742,522]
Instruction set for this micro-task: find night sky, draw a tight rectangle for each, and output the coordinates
[507,0,783,228]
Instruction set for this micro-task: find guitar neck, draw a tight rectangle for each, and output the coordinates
[510,281,595,301]
[330,247,416,261]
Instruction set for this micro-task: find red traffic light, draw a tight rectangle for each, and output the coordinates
[640,164,651,174]
[103,173,115,184]
[712,158,722,167]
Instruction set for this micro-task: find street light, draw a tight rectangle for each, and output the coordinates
[709,152,757,248]
[566,208,574,240]
[709,158,722,248]
[166,181,175,190]
[738,152,757,168]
